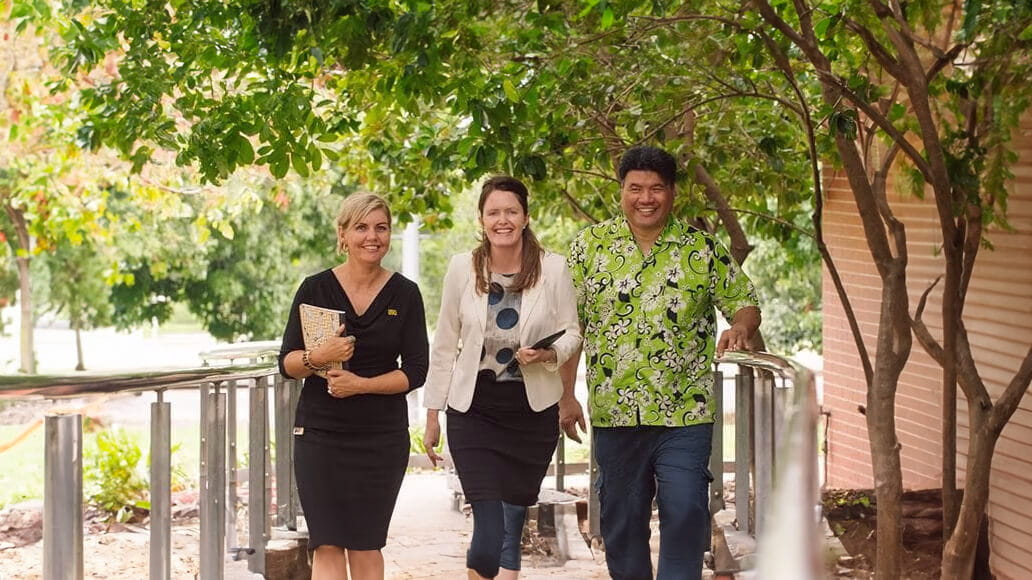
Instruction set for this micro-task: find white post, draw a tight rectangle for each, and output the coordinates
[402,218,423,426]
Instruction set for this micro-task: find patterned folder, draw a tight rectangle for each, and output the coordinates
[299,303,347,376]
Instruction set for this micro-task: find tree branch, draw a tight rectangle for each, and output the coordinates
[828,138,898,275]
[561,187,600,224]
[911,276,945,364]
[691,162,753,263]
[753,0,812,54]
[639,90,803,146]
[871,1,958,243]
[822,75,935,183]
[927,44,967,83]
[988,347,1032,435]
[953,319,989,404]
[959,206,981,304]
[570,168,619,184]
[756,24,874,382]
[871,144,908,260]
[841,16,906,80]
[714,206,815,239]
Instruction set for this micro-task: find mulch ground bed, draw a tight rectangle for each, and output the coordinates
[823,488,943,579]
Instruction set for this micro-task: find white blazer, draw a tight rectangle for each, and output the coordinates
[424,251,582,413]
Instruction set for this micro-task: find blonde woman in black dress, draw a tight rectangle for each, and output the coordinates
[279,192,429,580]
[423,176,585,579]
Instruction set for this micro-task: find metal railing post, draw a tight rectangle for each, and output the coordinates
[150,392,172,580]
[226,378,238,553]
[754,371,775,538]
[588,426,600,540]
[44,413,83,580]
[709,369,725,515]
[200,382,227,580]
[289,379,303,522]
[248,376,269,574]
[555,435,566,491]
[274,375,294,529]
[735,372,753,534]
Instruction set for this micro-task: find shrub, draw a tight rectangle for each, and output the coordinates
[84,428,148,521]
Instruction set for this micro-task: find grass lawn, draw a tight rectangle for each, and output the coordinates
[0,423,254,509]
[0,424,46,507]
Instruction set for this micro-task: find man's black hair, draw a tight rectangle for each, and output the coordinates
[617,146,678,187]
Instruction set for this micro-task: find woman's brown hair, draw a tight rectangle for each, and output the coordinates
[472,176,543,294]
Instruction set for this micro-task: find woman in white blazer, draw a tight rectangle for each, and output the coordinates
[423,176,584,580]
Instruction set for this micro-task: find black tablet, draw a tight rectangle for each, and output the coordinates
[529,329,566,350]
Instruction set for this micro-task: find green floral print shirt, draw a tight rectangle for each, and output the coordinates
[567,217,759,427]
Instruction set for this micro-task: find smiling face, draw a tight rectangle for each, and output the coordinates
[340,208,391,265]
[479,189,528,252]
[620,169,674,239]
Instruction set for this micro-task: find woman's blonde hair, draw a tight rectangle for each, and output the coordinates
[336,192,392,254]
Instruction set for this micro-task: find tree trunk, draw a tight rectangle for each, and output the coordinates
[941,232,964,538]
[867,366,905,580]
[4,204,35,374]
[941,407,997,579]
[15,253,33,374]
[868,264,911,579]
[74,322,85,371]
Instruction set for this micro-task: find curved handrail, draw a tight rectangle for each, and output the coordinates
[198,341,281,363]
[0,362,278,399]
[718,351,823,579]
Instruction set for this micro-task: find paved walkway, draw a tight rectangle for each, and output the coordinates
[383,472,609,579]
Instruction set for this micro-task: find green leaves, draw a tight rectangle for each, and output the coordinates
[502,79,521,103]
[84,429,148,517]
[829,109,859,140]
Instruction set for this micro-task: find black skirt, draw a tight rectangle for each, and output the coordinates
[447,376,559,506]
[293,427,409,550]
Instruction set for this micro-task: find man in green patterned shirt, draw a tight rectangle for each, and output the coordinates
[565,146,760,580]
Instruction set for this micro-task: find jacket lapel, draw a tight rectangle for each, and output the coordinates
[520,276,543,341]
[468,276,488,333]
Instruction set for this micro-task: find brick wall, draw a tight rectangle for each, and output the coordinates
[822,116,1032,577]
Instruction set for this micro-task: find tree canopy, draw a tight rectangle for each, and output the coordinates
[6,0,828,362]
[45,0,817,240]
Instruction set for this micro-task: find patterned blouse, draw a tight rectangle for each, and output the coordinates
[478,273,524,383]
[567,217,758,427]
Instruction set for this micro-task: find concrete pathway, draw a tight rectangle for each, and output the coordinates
[384,473,609,579]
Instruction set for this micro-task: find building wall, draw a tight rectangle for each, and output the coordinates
[822,117,1032,578]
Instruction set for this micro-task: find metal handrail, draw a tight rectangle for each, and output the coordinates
[198,341,281,364]
[585,351,823,578]
[0,362,277,398]
[751,354,823,579]
[0,357,296,580]
[715,351,823,579]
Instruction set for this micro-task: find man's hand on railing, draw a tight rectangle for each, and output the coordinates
[717,306,762,357]
[558,394,586,443]
[716,326,751,357]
